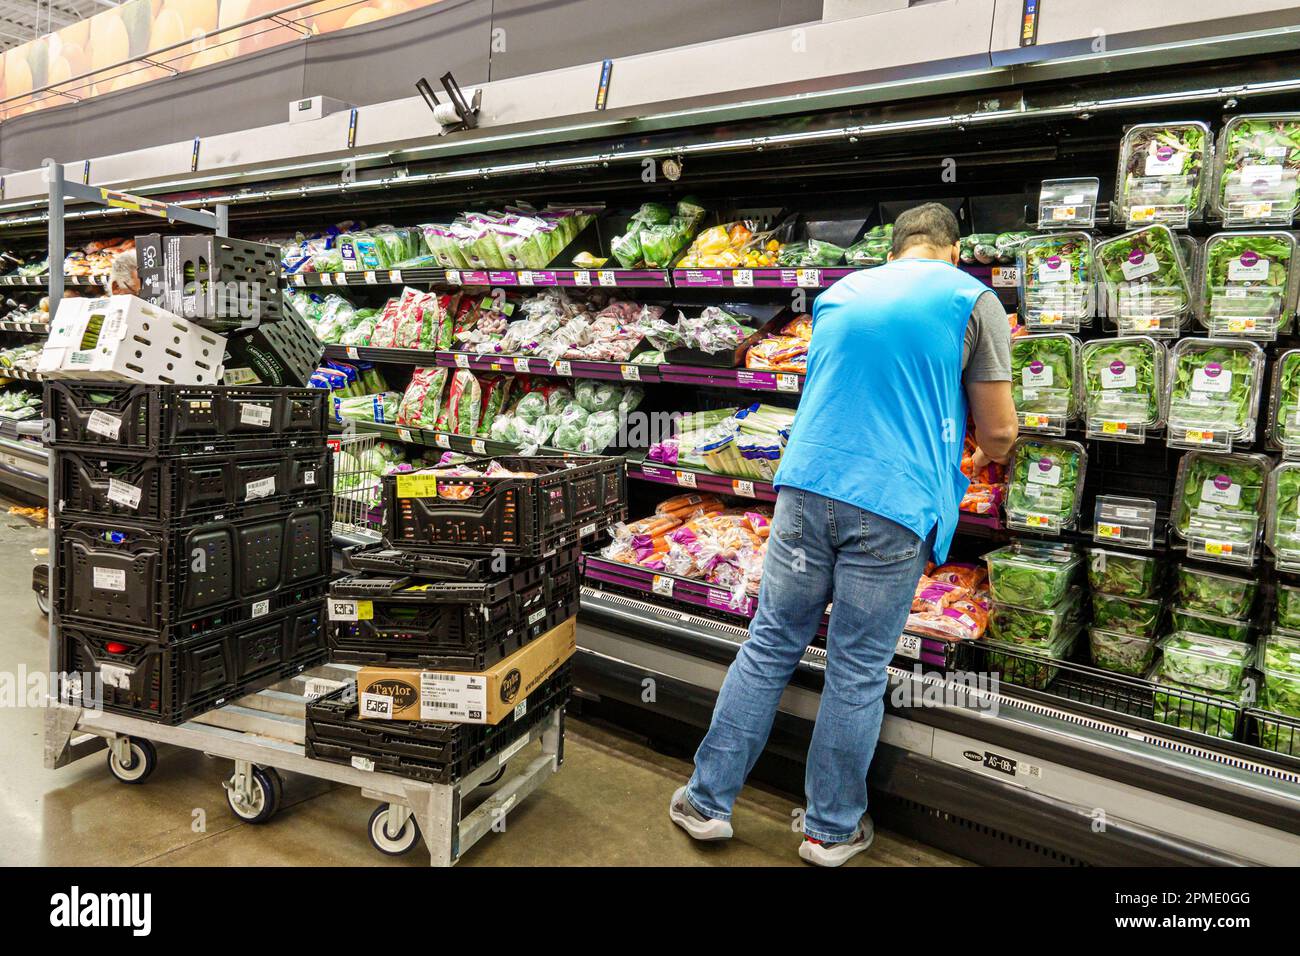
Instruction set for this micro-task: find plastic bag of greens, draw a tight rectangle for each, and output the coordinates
[475,376,514,436]
[396,367,449,428]
[618,384,644,416]
[338,392,400,424]
[490,414,522,443]
[631,202,672,226]
[845,227,893,267]
[580,410,620,453]
[574,379,623,413]
[610,228,645,269]
[640,224,685,268]
[804,239,846,266]
[513,391,548,424]
[777,242,808,267]
[339,317,376,348]
[552,419,585,451]
[676,199,707,230]
[545,384,574,415]
[440,369,482,436]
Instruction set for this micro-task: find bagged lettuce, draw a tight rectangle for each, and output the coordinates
[442,369,483,436]
[396,367,449,428]
[476,375,514,436]
[338,392,400,424]
[611,228,644,269]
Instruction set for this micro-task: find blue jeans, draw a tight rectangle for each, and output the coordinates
[686,487,933,842]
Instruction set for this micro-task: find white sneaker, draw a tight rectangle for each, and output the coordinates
[798,816,874,867]
[668,786,734,841]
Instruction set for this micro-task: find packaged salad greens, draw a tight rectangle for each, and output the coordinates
[1091,593,1163,637]
[984,545,1081,608]
[1079,336,1165,442]
[1173,564,1257,618]
[1171,451,1269,565]
[1260,632,1300,676]
[1095,225,1192,336]
[1277,585,1300,632]
[1016,232,1096,331]
[1150,663,1242,740]
[1086,548,1160,598]
[1005,437,1087,533]
[1159,632,1254,692]
[1165,337,1265,450]
[1089,628,1157,676]
[982,626,1079,689]
[1114,122,1211,227]
[1266,461,1300,572]
[1170,606,1252,643]
[1269,349,1300,457]
[1198,231,1297,339]
[1010,334,1080,435]
[845,225,892,267]
[1212,114,1300,227]
[987,592,1082,649]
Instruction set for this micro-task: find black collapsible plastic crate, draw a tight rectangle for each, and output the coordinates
[57,445,331,523]
[345,540,576,582]
[58,601,327,724]
[45,382,328,453]
[384,455,625,557]
[137,233,283,331]
[57,504,332,639]
[328,560,579,670]
[222,307,326,388]
[304,666,571,784]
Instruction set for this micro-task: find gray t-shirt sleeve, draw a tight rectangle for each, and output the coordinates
[962,290,1013,382]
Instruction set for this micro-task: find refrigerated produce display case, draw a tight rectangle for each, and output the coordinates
[8,8,1300,869]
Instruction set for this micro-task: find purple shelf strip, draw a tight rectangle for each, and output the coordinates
[629,463,778,502]
[660,365,802,393]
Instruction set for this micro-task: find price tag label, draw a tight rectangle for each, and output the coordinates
[514,357,531,374]
[1184,428,1215,444]
[1242,201,1274,221]
[396,474,440,497]
[389,270,402,283]
[435,434,451,449]
[652,575,675,597]
[895,632,923,660]
[598,270,616,287]
[319,272,332,286]
[397,427,413,443]
[992,266,1019,288]
[518,271,535,286]
[1129,205,1157,223]
[294,274,306,287]
[346,346,359,359]
[733,480,756,498]
[471,439,487,455]
[674,470,697,489]
[733,269,754,287]
[573,270,592,287]
[1097,523,1123,539]
[335,272,349,286]
[1035,312,1064,326]
[1226,317,1258,333]
[1101,420,1128,435]
[454,353,470,368]
[776,373,800,393]
[621,364,641,381]
[1026,513,1051,528]
[1203,540,1234,557]
[796,269,820,288]
[1023,414,1047,429]
[1130,317,1161,331]
[445,270,461,285]
[1050,205,1078,221]
[329,598,374,621]
[555,361,572,377]
[364,271,378,285]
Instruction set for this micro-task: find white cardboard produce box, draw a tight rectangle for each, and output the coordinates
[39,295,226,385]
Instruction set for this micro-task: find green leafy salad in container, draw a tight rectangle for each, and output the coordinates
[1091,593,1162,638]
[984,545,1081,608]
[1171,452,1269,562]
[1199,231,1297,336]
[1213,114,1300,226]
[983,627,1080,690]
[1268,349,1300,454]
[1011,334,1080,430]
[1169,606,1252,643]
[1276,584,1300,632]
[1005,437,1087,533]
[1095,225,1192,334]
[1079,336,1165,436]
[1172,564,1256,618]
[1159,632,1254,692]
[1017,232,1096,330]
[1114,122,1211,226]
[1266,462,1300,570]
[1086,548,1160,598]
[1150,663,1242,741]
[1088,628,1157,676]
[1166,337,1265,446]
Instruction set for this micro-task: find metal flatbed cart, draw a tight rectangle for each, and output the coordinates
[44,664,566,865]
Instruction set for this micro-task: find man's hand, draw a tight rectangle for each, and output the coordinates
[971,445,1007,471]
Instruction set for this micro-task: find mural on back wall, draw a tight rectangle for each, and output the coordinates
[0,0,439,120]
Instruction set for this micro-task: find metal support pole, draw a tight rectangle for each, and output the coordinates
[215,203,229,238]
[45,159,64,686]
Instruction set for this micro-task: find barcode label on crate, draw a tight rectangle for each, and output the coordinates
[251,599,270,618]
[99,662,133,690]
[528,608,547,626]
[499,734,531,765]
[245,477,276,500]
[92,566,126,591]
[239,403,273,427]
[350,755,376,771]
[304,470,316,486]
[579,522,598,537]
[329,598,373,621]
[304,677,346,699]
[420,672,487,723]
[360,693,393,719]
[513,699,528,721]
[86,409,122,439]
[106,478,142,510]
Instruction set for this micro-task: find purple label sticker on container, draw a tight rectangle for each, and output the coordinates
[1205,362,1223,378]
[1038,458,1054,472]
[1155,144,1176,162]
[1128,249,1146,265]
[1029,360,1045,375]
[1214,474,1233,491]
[1240,250,1260,268]
[1045,255,1062,270]
[1110,360,1127,375]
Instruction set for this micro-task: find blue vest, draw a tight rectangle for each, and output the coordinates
[774,258,986,563]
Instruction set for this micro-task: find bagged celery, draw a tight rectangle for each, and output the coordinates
[396,367,449,428]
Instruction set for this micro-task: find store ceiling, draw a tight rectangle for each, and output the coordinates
[0,0,110,53]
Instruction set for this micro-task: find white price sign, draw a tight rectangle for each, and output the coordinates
[454,353,470,368]
[555,361,572,377]
[598,270,616,287]
[389,270,402,283]
[674,470,697,489]
[573,270,592,286]
[335,272,349,285]
[732,480,756,498]
[445,270,461,285]
[621,364,641,381]
[471,439,487,455]
[796,269,820,288]
[776,373,800,393]
[397,427,413,443]
[652,575,675,597]
[513,357,531,374]
[319,272,332,286]
[991,266,1019,288]
[435,434,451,449]
[364,271,378,285]
[895,632,923,660]
[733,269,754,287]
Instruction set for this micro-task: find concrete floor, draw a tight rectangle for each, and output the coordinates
[0,505,966,867]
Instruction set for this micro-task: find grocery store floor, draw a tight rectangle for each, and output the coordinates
[0,503,965,867]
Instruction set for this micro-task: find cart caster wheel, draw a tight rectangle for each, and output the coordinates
[480,764,506,787]
[369,804,421,856]
[226,766,281,824]
[35,591,49,616]
[107,738,157,784]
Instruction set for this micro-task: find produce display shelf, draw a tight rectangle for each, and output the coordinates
[0,321,49,334]
[671,266,858,289]
[0,418,43,440]
[1,274,105,288]
[0,368,44,383]
[288,268,440,288]
[323,344,440,366]
[626,460,776,501]
[286,267,674,289]
[658,365,802,393]
[330,418,558,458]
[438,350,651,383]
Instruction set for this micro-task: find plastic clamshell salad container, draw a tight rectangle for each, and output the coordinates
[1149,662,1243,741]
[1037,178,1100,230]
[1197,231,1298,339]
[1269,349,1300,458]
[1159,632,1254,692]
[1094,225,1192,337]
[983,544,1081,609]
[1114,122,1212,228]
[1277,585,1300,632]
[1172,563,1257,618]
[1260,666,1300,718]
[1266,461,1300,572]
[1165,337,1265,451]
[982,625,1080,690]
[1212,113,1300,227]
[1011,333,1081,435]
[1092,495,1159,548]
[1086,547,1160,598]
[1080,336,1166,442]
[1169,606,1252,643]
[1004,437,1088,534]
[1170,451,1269,565]
[1088,627,1157,676]
[1091,593,1163,638]
[1016,233,1096,331]
[1260,631,1300,677]
[987,589,1083,649]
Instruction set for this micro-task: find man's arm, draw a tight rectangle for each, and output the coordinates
[963,292,1017,464]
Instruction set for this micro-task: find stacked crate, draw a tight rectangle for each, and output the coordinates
[306,455,626,782]
[50,381,334,723]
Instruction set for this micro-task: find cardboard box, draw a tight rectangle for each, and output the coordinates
[38,294,226,385]
[356,617,576,724]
